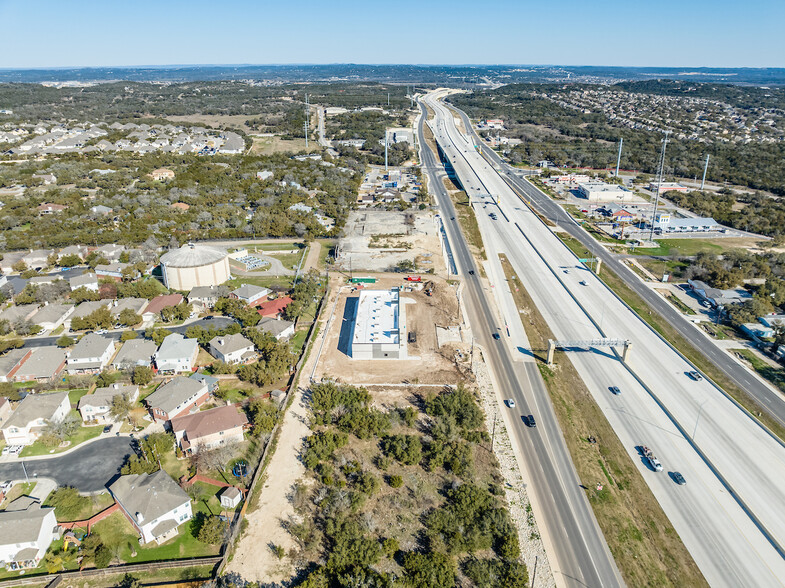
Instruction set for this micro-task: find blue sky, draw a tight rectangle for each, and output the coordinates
[0,0,782,68]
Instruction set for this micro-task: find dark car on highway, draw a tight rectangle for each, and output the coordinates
[522,415,536,427]
[671,471,686,485]
[609,386,621,395]
[687,371,703,381]
[492,333,501,340]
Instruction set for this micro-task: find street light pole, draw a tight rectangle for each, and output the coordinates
[648,130,670,242]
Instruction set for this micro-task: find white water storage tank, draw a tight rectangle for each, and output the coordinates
[159,243,230,290]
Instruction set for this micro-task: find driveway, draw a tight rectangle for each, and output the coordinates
[0,437,135,494]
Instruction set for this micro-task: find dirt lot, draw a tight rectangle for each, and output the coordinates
[249,135,310,155]
[336,210,446,274]
[312,274,467,385]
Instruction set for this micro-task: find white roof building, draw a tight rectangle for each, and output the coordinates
[577,181,633,202]
[351,289,407,360]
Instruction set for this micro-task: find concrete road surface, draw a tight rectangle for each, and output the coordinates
[424,90,785,586]
[418,99,624,588]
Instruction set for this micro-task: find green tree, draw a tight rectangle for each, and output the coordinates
[70,286,100,303]
[117,308,142,327]
[109,392,134,423]
[196,514,227,544]
[132,365,153,385]
[48,486,89,520]
[121,330,139,341]
[247,398,278,435]
[400,551,455,588]
[56,334,75,348]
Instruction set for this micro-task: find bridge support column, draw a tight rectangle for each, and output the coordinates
[622,340,632,362]
[595,258,602,276]
[547,340,556,365]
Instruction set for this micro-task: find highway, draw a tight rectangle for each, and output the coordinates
[424,90,785,587]
[417,101,624,587]
[447,100,785,431]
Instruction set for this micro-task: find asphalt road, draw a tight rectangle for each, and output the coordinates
[418,99,624,588]
[23,316,237,349]
[448,101,785,431]
[0,436,135,493]
[428,92,785,585]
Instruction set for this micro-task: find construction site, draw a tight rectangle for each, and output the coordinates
[335,209,448,275]
[311,273,469,386]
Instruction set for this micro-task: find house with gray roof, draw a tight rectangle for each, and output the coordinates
[69,299,111,321]
[30,303,74,331]
[1,391,70,445]
[95,262,131,280]
[209,333,255,365]
[145,376,209,422]
[59,244,88,260]
[78,383,139,424]
[0,504,58,569]
[112,339,158,370]
[66,333,115,374]
[231,284,270,306]
[0,304,39,325]
[190,372,219,393]
[12,347,67,383]
[94,244,125,262]
[109,297,147,318]
[69,272,99,292]
[0,348,32,383]
[187,285,226,309]
[256,317,295,340]
[108,470,192,545]
[154,333,198,374]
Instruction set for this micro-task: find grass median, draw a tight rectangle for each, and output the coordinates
[556,232,785,442]
[500,254,707,588]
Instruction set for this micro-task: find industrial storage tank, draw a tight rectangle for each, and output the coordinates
[159,243,230,290]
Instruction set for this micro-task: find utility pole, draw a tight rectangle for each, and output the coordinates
[304,93,309,148]
[384,129,388,171]
[387,92,390,107]
[648,130,670,242]
[615,137,623,177]
[700,153,710,191]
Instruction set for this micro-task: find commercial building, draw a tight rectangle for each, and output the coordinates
[654,213,721,233]
[159,243,230,291]
[648,181,690,194]
[577,181,633,202]
[351,289,407,360]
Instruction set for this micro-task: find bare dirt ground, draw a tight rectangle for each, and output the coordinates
[226,329,325,583]
[302,241,321,272]
[312,275,465,385]
[336,210,446,274]
[249,136,310,155]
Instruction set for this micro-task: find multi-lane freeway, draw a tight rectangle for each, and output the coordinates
[447,101,785,431]
[423,89,785,587]
[417,100,624,587]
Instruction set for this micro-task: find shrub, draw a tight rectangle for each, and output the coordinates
[302,430,349,469]
[388,475,404,488]
[462,557,528,588]
[380,434,422,466]
[400,551,455,588]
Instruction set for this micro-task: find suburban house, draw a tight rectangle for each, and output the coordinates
[0,348,33,383]
[231,284,270,306]
[219,486,242,509]
[94,244,125,262]
[142,294,184,323]
[78,384,139,424]
[187,285,225,309]
[190,372,220,394]
[95,262,131,280]
[145,376,209,422]
[208,333,256,365]
[109,297,147,320]
[1,391,70,445]
[112,339,158,370]
[154,333,198,374]
[108,470,192,545]
[66,334,115,375]
[256,317,295,340]
[0,304,39,325]
[149,168,175,181]
[170,405,248,454]
[257,296,293,319]
[59,245,87,260]
[30,303,74,331]
[12,347,67,382]
[0,397,12,427]
[69,272,99,292]
[37,203,66,215]
[0,504,58,569]
[68,300,112,328]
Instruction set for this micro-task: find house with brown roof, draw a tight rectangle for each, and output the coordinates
[142,294,184,322]
[170,405,248,454]
[170,202,190,212]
